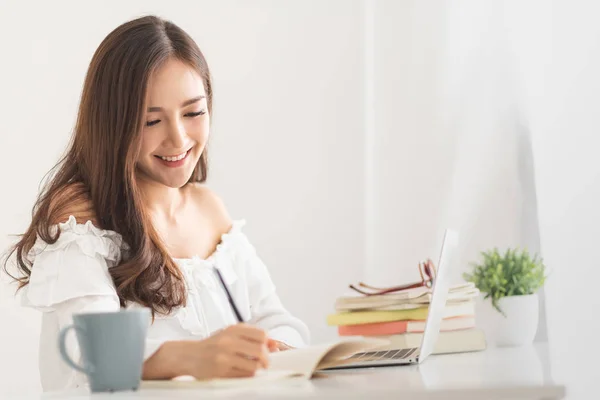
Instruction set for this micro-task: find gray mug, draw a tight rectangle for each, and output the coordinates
[58,308,150,393]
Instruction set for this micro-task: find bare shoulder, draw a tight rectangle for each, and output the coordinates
[186,183,232,232]
[49,183,98,226]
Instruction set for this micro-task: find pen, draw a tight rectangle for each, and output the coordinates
[213,266,245,323]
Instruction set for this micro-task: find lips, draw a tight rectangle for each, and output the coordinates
[154,148,192,168]
[156,151,188,162]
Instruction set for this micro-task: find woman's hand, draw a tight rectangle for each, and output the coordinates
[267,338,294,352]
[188,324,270,378]
[143,323,270,380]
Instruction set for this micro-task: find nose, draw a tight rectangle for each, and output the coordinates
[166,119,187,149]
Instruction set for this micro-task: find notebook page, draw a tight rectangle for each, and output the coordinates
[269,338,392,374]
[268,342,340,377]
[315,338,390,368]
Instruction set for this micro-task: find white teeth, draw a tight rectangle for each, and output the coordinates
[159,151,187,162]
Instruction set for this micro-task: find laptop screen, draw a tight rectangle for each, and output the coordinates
[417,229,459,362]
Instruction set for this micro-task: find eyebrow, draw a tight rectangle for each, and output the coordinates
[147,96,205,112]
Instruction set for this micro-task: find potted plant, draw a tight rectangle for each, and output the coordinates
[463,247,547,347]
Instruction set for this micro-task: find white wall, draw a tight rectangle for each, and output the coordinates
[0,0,365,395]
[368,1,452,285]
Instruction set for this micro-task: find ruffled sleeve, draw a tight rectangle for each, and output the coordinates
[22,216,122,311]
[223,221,310,348]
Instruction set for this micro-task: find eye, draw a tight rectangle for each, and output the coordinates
[146,119,161,127]
[185,110,206,118]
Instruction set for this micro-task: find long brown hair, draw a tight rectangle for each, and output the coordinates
[3,15,213,315]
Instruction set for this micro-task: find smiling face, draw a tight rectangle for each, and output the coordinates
[136,58,210,188]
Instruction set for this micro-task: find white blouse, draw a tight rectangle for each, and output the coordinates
[20,216,310,391]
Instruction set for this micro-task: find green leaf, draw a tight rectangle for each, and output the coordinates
[463,246,546,315]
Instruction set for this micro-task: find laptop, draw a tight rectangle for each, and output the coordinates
[324,228,459,369]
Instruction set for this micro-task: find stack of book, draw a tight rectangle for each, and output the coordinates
[327,282,487,354]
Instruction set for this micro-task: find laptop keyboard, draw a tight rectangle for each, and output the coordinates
[348,347,418,361]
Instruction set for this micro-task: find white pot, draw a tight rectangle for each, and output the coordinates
[482,293,539,347]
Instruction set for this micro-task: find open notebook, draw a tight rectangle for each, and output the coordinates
[141,338,389,389]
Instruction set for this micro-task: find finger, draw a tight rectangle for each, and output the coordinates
[231,338,269,368]
[213,353,260,379]
[268,338,293,351]
[277,342,294,351]
[226,368,255,378]
[231,324,268,344]
[231,353,263,374]
[267,339,280,352]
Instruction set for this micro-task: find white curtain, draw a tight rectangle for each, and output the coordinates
[367,1,598,395]
[367,0,548,340]
[507,1,600,396]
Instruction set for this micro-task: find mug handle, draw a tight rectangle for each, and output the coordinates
[58,324,94,375]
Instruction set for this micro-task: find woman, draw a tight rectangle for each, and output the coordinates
[3,15,309,391]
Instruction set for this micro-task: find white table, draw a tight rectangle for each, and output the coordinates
[41,343,565,400]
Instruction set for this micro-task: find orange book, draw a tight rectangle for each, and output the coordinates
[337,316,475,336]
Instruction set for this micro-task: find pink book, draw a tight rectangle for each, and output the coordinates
[338,315,475,336]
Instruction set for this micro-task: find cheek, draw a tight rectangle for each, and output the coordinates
[138,131,162,161]
[187,117,210,142]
